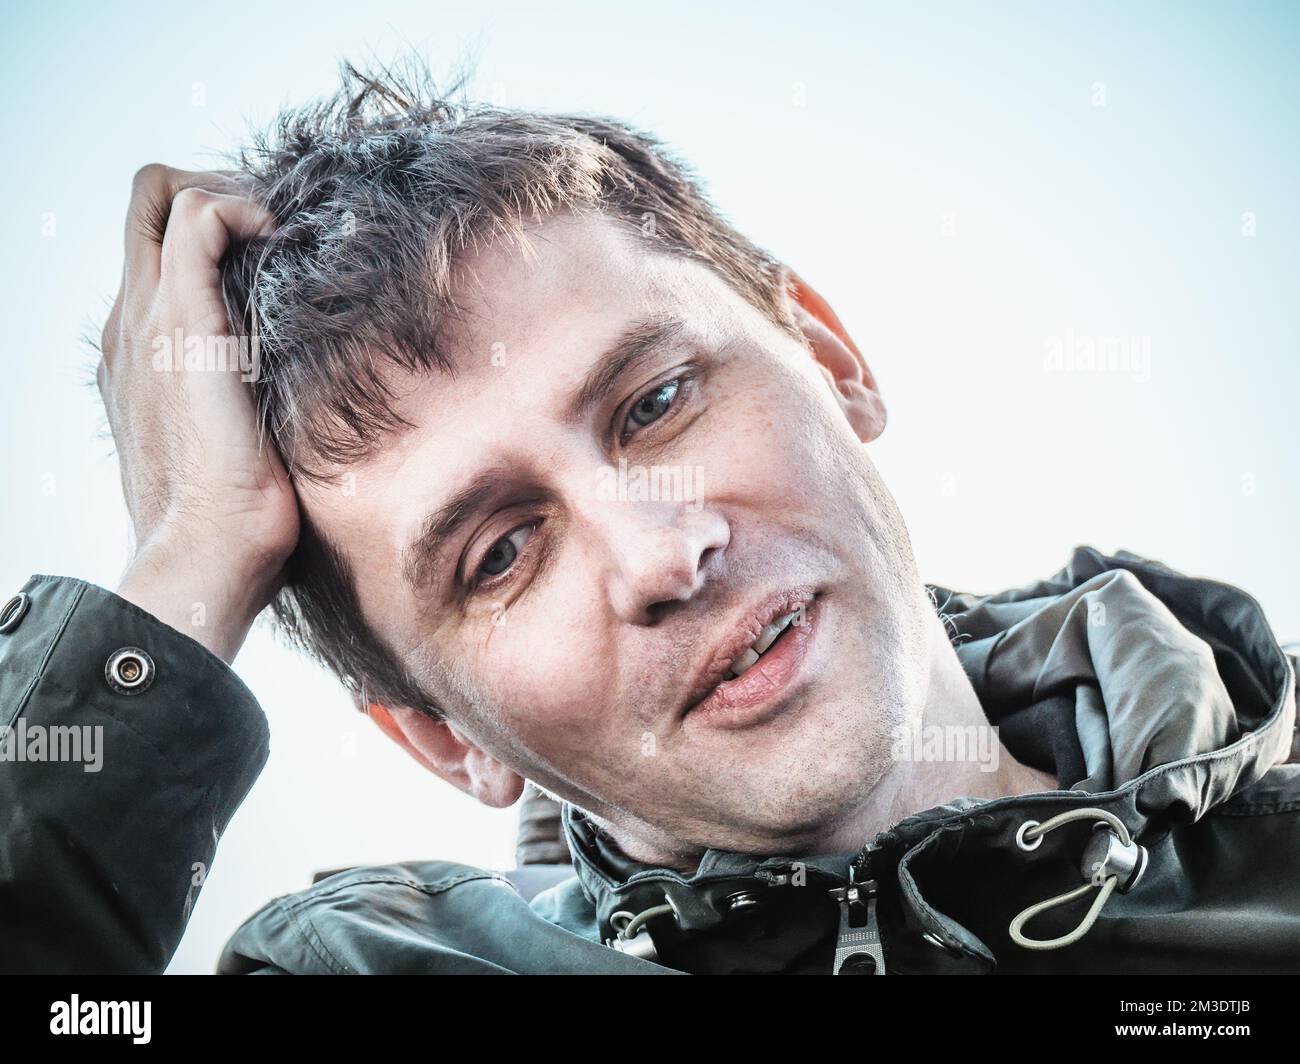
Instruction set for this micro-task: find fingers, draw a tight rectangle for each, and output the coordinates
[102,169,276,392]
[158,186,276,292]
[123,164,266,293]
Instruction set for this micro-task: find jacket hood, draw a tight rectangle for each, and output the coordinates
[558,548,1297,972]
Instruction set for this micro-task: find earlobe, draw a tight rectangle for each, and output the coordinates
[785,270,887,443]
[366,702,525,809]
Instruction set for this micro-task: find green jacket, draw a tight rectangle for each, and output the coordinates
[1,548,1296,974]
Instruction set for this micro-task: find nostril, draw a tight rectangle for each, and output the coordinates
[643,598,679,626]
[698,545,721,574]
[641,544,719,624]
[608,516,726,625]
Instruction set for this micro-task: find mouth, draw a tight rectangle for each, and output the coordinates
[681,588,820,729]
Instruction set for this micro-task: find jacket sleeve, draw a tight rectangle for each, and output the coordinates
[0,574,270,973]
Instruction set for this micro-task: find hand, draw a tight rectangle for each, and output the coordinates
[100,165,296,662]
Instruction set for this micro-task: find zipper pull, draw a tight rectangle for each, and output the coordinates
[829,877,886,975]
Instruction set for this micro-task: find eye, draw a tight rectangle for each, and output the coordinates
[623,378,681,437]
[477,524,535,580]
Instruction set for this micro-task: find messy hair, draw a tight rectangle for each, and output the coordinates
[220,60,799,718]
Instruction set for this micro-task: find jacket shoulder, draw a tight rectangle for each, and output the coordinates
[216,859,669,975]
[217,861,518,974]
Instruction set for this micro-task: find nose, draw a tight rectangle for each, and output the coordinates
[594,499,730,625]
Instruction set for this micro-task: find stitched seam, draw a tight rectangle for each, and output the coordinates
[286,870,508,908]
[1212,801,1300,817]
[5,583,85,730]
[896,831,995,963]
[282,900,349,974]
[276,872,507,972]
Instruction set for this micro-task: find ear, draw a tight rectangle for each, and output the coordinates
[365,702,526,809]
[784,269,887,443]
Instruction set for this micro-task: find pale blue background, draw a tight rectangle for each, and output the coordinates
[1,1,1296,971]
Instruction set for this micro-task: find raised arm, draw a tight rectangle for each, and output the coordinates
[0,165,293,973]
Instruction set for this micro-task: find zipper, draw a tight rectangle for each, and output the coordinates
[830,834,892,975]
[851,829,894,884]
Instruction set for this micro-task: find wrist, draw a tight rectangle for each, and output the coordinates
[117,540,285,663]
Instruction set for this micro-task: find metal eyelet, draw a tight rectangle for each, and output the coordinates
[0,592,30,634]
[1008,807,1144,951]
[105,647,155,695]
[1016,820,1044,851]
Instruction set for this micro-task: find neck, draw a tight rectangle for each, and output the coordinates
[602,610,1056,871]
[808,613,1057,855]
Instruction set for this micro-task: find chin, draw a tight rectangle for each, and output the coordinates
[701,714,898,847]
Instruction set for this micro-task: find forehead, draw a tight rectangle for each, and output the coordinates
[407,210,741,451]
[366,212,749,448]
[447,210,711,352]
[298,211,758,595]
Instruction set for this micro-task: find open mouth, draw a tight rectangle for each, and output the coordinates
[722,608,803,679]
[681,591,821,727]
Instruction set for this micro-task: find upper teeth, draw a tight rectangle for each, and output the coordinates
[725,610,800,679]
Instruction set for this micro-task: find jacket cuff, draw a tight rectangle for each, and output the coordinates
[0,574,271,972]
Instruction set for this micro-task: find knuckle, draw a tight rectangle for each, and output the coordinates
[130,163,171,196]
[169,186,218,223]
[170,185,203,210]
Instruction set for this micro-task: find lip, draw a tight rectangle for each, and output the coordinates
[681,588,820,730]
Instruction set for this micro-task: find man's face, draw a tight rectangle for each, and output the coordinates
[302,212,933,858]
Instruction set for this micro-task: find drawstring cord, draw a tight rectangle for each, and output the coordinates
[606,896,679,961]
[1009,807,1147,951]
[611,902,676,940]
[602,808,1146,962]
[1010,877,1119,951]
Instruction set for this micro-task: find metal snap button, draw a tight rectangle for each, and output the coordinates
[0,592,30,634]
[725,890,762,913]
[105,647,155,695]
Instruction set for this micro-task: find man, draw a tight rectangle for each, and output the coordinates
[1,66,1296,975]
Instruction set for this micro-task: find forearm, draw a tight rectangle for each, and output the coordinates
[0,575,269,973]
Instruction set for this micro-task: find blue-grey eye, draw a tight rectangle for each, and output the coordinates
[479,525,533,578]
[628,379,680,430]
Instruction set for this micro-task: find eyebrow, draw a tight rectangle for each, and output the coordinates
[402,469,508,590]
[567,315,686,424]
[402,315,688,591]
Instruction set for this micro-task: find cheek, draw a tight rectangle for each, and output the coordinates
[458,600,607,748]
[706,360,858,509]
